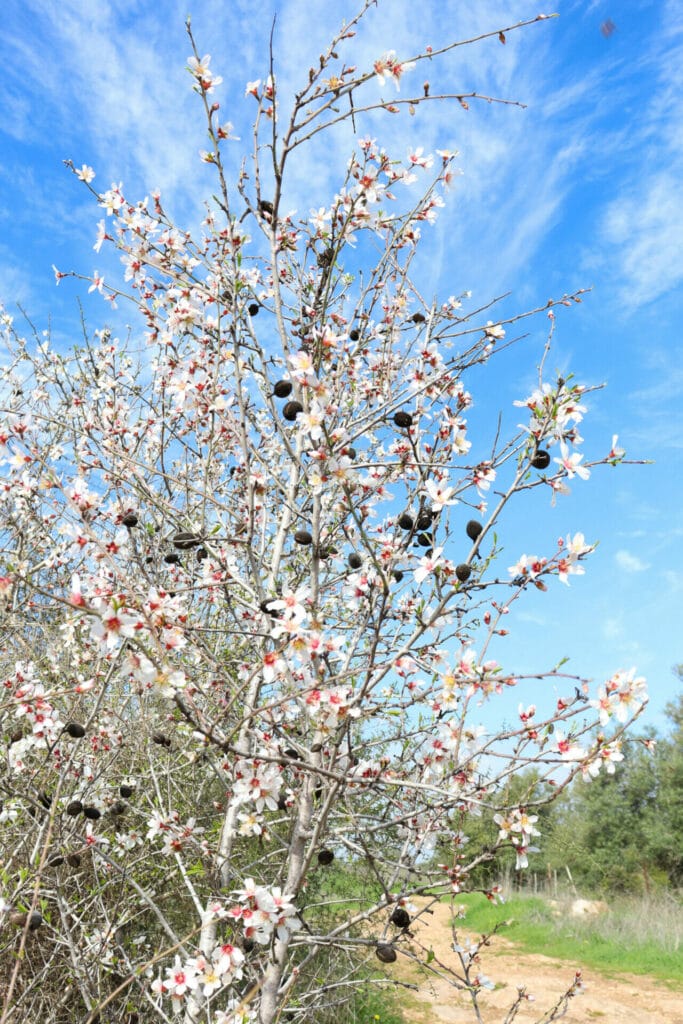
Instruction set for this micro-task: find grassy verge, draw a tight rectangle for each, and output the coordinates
[347,983,409,1024]
[451,892,683,987]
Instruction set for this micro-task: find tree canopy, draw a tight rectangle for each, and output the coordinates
[0,8,649,1024]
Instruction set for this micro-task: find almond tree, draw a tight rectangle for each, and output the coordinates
[0,6,647,1024]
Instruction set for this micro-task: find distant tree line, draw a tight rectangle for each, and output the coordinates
[453,675,683,896]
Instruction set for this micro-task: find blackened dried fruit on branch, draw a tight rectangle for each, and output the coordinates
[283,401,304,421]
[531,449,551,469]
[173,532,202,550]
[466,519,483,541]
[393,411,413,429]
[390,907,411,929]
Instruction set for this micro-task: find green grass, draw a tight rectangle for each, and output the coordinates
[450,893,683,987]
[305,861,385,920]
[348,984,407,1024]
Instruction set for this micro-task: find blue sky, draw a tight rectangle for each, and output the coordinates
[1,0,681,734]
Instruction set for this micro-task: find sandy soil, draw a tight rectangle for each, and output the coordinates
[388,900,682,1024]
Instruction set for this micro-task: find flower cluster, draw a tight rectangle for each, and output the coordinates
[152,943,244,1014]
[6,663,63,771]
[508,533,594,587]
[146,811,204,856]
[305,686,360,733]
[233,760,282,813]
[590,668,648,724]
[494,807,541,870]
[229,879,301,945]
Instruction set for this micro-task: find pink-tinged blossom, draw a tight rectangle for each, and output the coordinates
[518,703,536,723]
[607,434,626,465]
[85,822,109,848]
[514,382,586,439]
[146,810,177,842]
[232,879,300,944]
[557,532,593,584]
[88,271,105,295]
[69,574,87,607]
[288,349,315,380]
[99,184,125,216]
[414,547,443,584]
[88,598,140,651]
[590,685,613,726]
[513,842,537,870]
[388,165,417,186]
[472,462,496,494]
[555,442,590,480]
[261,649,288,683]
[554,730,586,761]
[424,478,457,512]
[115,830,143,853]
[156,956,199,1012]
[310,207,332,234]
[232,759,282,811]
[187,54,223,93]
[245,79,261,98]
[298,401,325,441]
[266,586,309,624]
[70,477,99,512]
[408,147,434,169]
[606,667,648,722]
[93,220,110,253]
[217,121,239,140]
[213,942,245,978]
[305,686,360,732]
[508,554,546,579]
[161,817,203,857]
[190,957,223,997]
[373,51,416,90]
[600,740,624,773]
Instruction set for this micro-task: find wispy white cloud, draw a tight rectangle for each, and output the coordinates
[601,170,683,309]
[1,0,611,314]
[593,3,683,310]
[615,549,649,573]
[602,615,624,641]
[5,0,218,225]
[623,345,683,451]
[663,570,683,593]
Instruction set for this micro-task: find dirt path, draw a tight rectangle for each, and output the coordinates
[391,901,682,1024]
